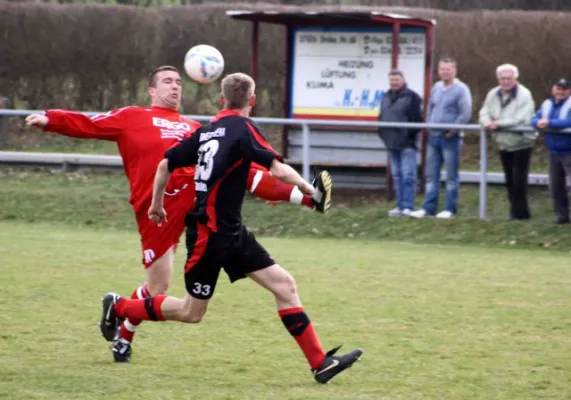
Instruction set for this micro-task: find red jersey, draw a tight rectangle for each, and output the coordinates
[44,106,201,213]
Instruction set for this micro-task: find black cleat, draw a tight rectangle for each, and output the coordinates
[112,330,132,363]
[312,345,363,384]
[312,170,332,214]
[99,293,122,342]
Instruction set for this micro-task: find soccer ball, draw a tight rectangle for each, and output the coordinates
[183,45,225,84]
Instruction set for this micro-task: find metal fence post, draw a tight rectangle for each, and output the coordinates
[479,126,488,220]
[301,123,310,182]
[0,98,10,148]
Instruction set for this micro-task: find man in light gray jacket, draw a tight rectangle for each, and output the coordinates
[410,57,472,219]
[479,64,536,221]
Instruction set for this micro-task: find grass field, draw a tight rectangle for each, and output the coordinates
[1,221,571,400]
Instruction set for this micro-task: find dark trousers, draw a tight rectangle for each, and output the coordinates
[499,148,532,219]
[548,154,571,221]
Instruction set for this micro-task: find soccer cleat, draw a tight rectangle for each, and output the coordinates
[99,293,122,342]
[112,330,132,363]
[312,170,332,214]
[312,345,363,384]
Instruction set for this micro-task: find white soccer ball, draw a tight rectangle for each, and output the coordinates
[183,44,225,84]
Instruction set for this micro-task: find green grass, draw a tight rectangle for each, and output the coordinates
[1,221,571,399]
[1,169,570,252]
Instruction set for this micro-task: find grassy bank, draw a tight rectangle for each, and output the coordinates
[1,169,569,252]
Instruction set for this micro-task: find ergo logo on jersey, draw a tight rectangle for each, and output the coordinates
[152,117,192,131]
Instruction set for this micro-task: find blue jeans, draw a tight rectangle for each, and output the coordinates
[389,147,417,210]
[422,135,462,214]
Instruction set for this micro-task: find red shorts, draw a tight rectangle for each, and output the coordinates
[136,185,196,268]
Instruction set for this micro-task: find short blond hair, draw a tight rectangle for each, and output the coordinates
[221,73,255,109]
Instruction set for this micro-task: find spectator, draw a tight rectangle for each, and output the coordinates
[479,63,536,221]
[378,69,423,217]
[532,78,571,224]
[410,57,472,219]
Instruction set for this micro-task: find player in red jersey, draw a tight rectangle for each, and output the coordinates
[25,66,332,363]
[99,73,360,384]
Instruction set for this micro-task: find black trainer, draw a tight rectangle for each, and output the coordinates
[312,170,332,214]
[99,293,122,342]
[312,345,363,384]
[112,330,132,363]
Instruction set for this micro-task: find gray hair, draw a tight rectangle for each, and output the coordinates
[496,63,519,79]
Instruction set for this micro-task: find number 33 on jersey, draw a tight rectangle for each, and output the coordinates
[164,109,282,234]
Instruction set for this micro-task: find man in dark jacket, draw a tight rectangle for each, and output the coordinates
[532,78,571,224]
[378,69,423,216]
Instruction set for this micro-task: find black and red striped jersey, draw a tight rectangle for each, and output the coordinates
[165,109,282,234]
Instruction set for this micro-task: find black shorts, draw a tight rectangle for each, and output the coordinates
[183,222,275,299]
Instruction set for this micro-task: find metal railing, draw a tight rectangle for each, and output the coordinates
[1,108,569,220]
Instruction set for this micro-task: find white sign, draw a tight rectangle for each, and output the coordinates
[290,28,426,119]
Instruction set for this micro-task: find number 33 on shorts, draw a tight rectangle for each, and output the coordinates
[192,282,211,297]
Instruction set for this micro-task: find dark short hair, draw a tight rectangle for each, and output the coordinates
[439,57,457,66]
[148,65,179,88]
[388,69,404,77]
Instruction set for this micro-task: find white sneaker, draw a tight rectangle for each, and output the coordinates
[401,208,412,216]
[436,210,455,219]
[409,209,428,218]
[387,207,402,217]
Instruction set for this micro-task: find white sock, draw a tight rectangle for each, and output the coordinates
[289,186,303,204]
[124,319,137,333]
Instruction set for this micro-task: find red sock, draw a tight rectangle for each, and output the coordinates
[279,307,325,369]
[301,196,314,209]
[115,295,167,321]
[119,284,150,342]
[247,168,315,209]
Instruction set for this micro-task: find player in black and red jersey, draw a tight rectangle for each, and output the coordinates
[99,72,361,384]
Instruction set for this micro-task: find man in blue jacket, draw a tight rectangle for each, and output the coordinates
[532,78,571,224]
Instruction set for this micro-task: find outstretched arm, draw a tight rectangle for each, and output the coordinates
[25,107,131,141]
[268,160,314,197]
[244,122,314,197]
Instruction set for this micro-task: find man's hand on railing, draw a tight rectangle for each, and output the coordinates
[536,118,549,130]
[25,114,49,129]
[483,120,499,131]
